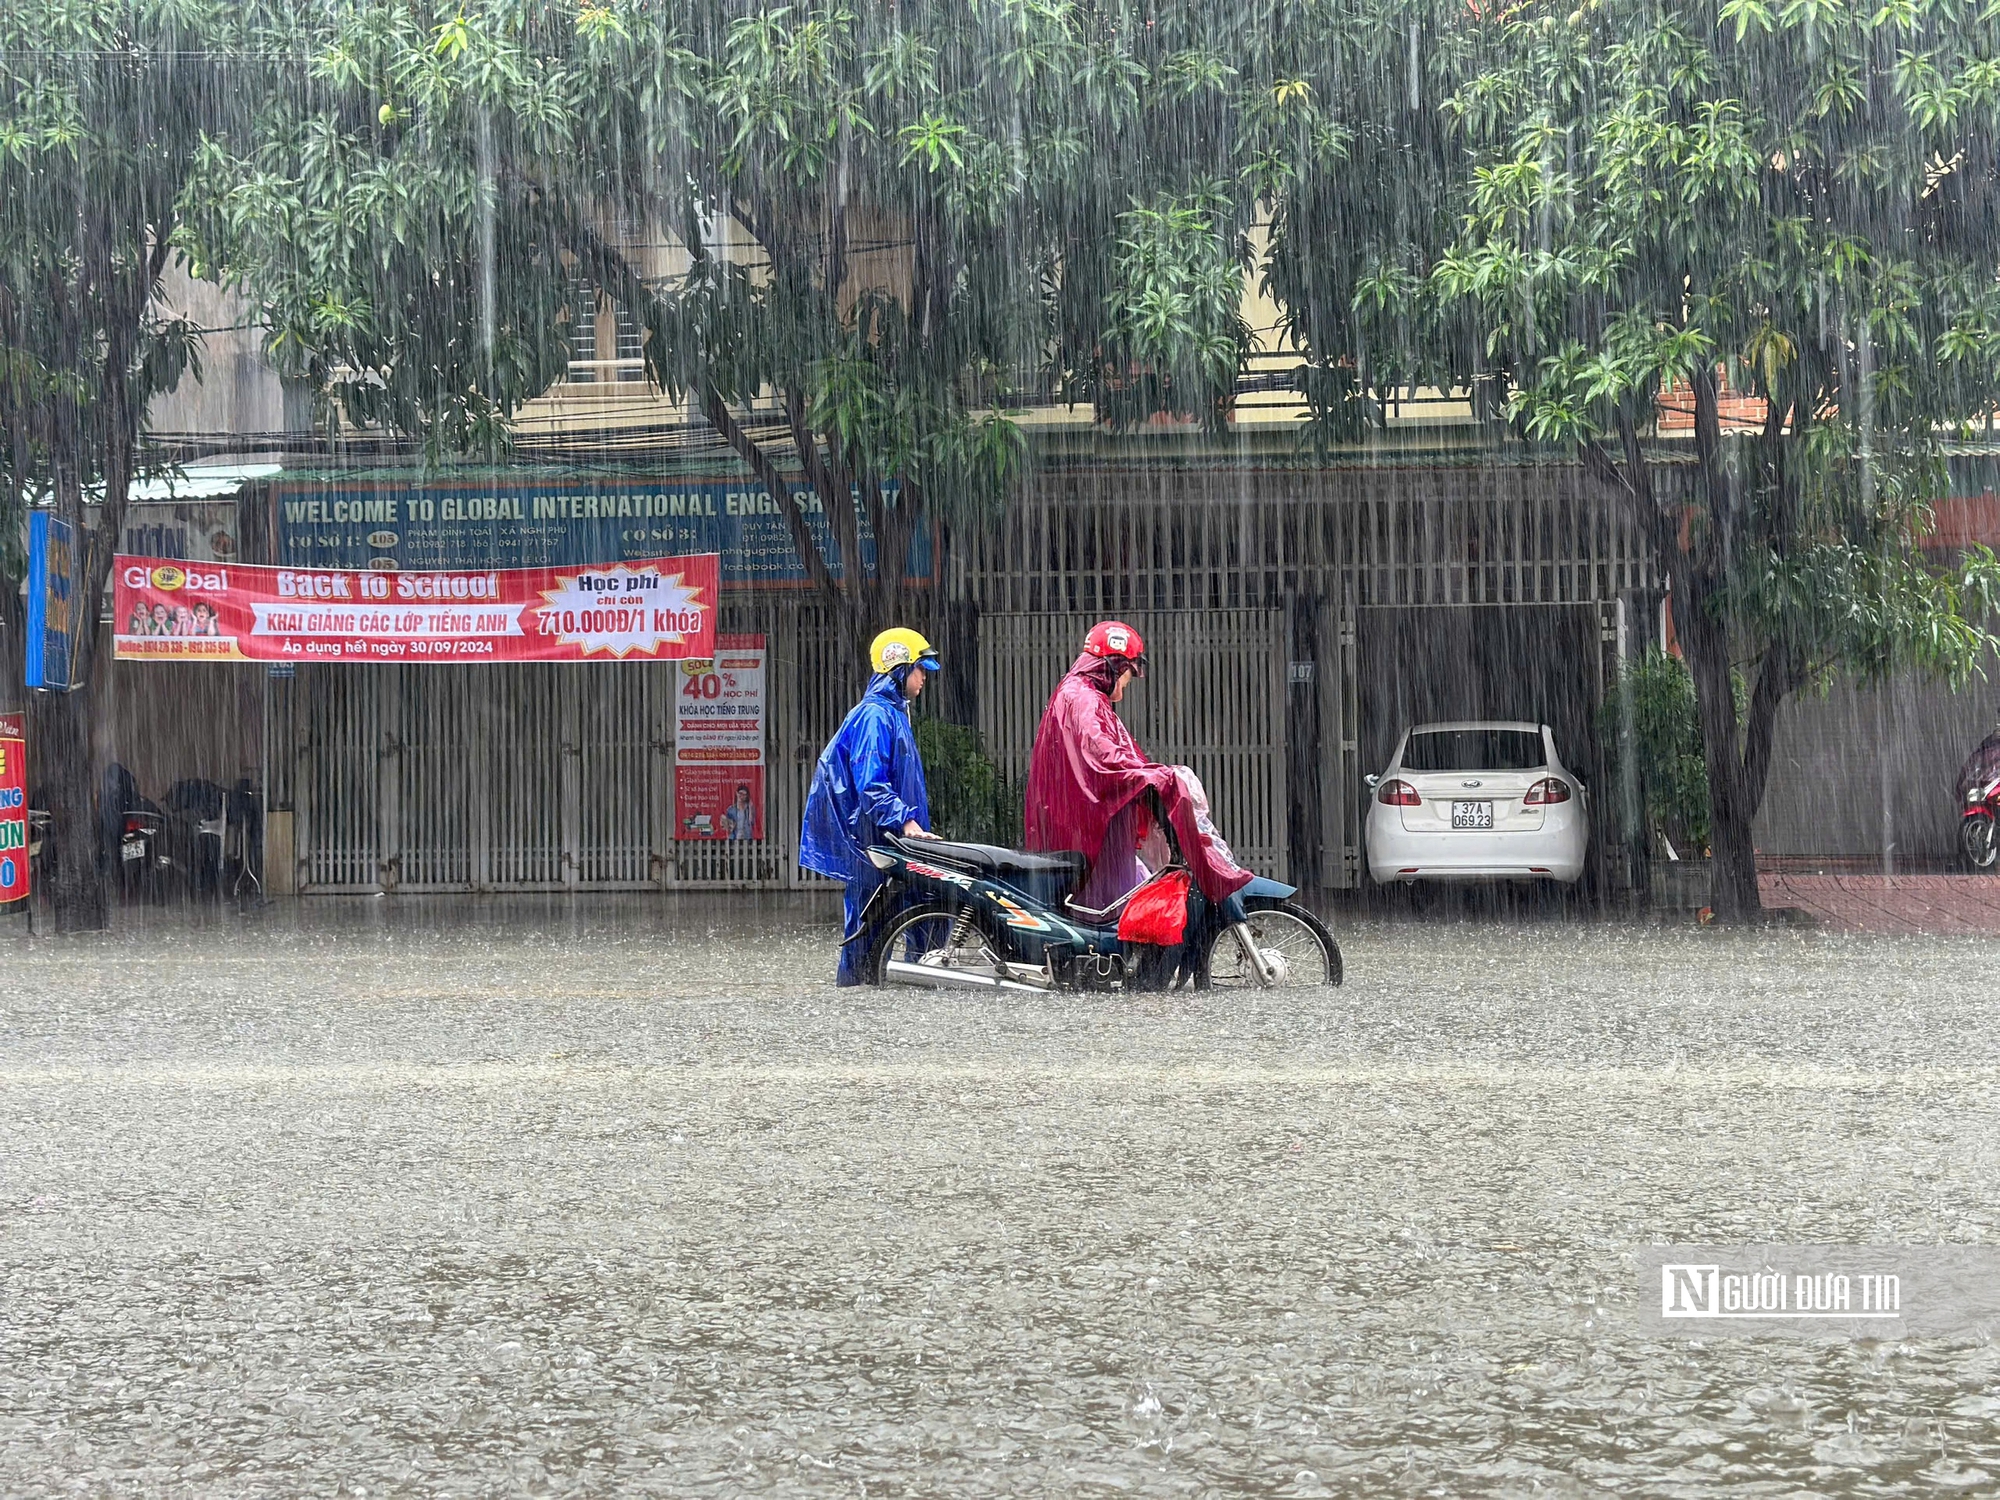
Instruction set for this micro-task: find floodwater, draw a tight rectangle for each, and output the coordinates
[2,898,1997,1497]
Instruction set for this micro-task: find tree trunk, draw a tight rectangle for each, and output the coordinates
[1586,415,1776,922]
[37,685,108,932]
[0,573,24,698]
[1672,571,1762,920]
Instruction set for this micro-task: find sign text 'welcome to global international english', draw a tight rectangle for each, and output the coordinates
[272,478,932,586]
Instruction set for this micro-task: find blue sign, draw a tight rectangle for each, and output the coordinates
[25,512,77,690]
[273,477,931,585]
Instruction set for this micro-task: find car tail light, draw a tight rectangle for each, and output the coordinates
[1377,779,1421,806]
[123,815,146,834]
[1524,778,1571,806]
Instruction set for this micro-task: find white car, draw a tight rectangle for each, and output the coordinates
[1366,721,1588,885]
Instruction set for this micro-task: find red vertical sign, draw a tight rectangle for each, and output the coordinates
[0,712,26,904]
[674,634,767,840]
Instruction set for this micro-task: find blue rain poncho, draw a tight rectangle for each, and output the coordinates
[800,672,932,884]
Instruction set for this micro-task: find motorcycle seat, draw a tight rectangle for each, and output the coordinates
[887,834,1086,886]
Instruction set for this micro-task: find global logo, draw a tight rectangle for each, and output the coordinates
[150,565,186,591]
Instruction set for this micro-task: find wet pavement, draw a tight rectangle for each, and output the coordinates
[1760,873,2000,937]
[3,897,1998,1497]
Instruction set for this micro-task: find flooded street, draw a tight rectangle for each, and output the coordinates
[3,900,1998,1496]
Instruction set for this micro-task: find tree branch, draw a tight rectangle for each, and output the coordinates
[826,143,849,305]
[74,221,177,690]
[878,475,922,620]
[781,389,861,603]
[541,196,852,614]
[700,386,842,603]
[1689,362,1732,571]
[1741,641,1804,814]
[1578,418,1677,567]
[1578,436,1633,499]
[858,472,889,575]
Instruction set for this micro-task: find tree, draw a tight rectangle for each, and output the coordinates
[0,0,244,928]
[193,0,1354,658]
[1602,646,1725,861]
[1264,0,1492,446]
[1275,0,2000,918]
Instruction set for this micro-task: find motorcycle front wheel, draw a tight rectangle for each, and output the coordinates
[1963,812,1999,871]
[1197,902,1343,989]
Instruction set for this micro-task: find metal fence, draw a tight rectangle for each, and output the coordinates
[298,663,669,892]
[953,462,1653,615]
[956,465,1651,889]
[978,609,1290,880]
[293,600,843,892]
[282,463,1651,893]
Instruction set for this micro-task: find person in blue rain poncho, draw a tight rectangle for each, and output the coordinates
[800,627,943,985]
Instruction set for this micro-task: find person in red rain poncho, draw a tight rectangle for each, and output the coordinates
[1024,620,1254,910]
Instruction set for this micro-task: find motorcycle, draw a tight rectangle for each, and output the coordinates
[1956,728,2000,873]
[116,807,177,897]
[1963,773,1999,871]
[857,822,1342,993]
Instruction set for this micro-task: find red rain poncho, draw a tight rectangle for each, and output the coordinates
[1024,653,1253,905]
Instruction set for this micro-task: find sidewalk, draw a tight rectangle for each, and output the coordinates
[1760,871,2000,935]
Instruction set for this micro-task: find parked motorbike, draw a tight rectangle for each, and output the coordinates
[101,763,201,901]
[1963,774,1999,871]
[116,807,176,897]
[1957,728,2000,873]
[858,827,1341,993]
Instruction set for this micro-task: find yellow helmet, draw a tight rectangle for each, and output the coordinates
[869,627,942,675]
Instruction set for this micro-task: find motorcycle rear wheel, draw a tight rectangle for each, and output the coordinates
[1197,902,1343,989]
[869,902,1005,987]
[1963,812,1999,872]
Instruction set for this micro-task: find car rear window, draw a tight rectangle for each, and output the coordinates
[1401,729,1546,771]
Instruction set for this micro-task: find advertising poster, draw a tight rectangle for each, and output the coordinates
[273,478,933,587]
[113,554,720,665]
[25,512,77,690]
[675,634,766,841]
[0,712,26,904]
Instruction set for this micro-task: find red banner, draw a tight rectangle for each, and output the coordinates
[113,554,719,664]
[0,711,26,905]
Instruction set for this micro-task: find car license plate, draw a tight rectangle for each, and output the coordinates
[1452,801,1493,830]
[121,840,145,862]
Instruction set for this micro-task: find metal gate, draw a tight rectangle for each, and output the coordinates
[287,603,840,894]
[977,610,1290,879]
[297,664,673,892]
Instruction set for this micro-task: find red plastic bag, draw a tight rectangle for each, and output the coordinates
[1117,867,1192,946]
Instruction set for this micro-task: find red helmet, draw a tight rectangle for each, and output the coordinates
[1082,620,1146,676]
